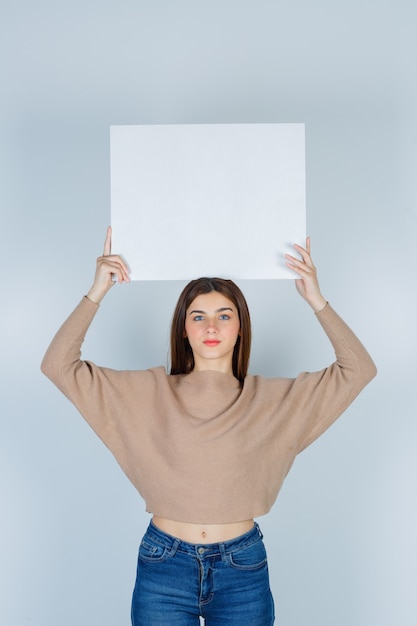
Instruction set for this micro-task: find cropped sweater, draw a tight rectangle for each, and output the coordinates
[41,297,376,524]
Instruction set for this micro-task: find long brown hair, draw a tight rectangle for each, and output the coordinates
[170,278,251,384]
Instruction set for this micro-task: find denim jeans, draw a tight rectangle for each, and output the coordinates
[131,521,275,625]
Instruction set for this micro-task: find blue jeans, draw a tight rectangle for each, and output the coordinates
[131,521,275,625]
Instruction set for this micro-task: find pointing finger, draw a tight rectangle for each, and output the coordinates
[103,226,112,256]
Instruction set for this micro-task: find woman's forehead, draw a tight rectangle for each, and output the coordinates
[187,291,236,312]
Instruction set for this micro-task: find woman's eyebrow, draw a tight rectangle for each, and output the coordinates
[188,307,234,315]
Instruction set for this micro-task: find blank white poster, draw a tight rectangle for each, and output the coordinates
[110,123,305,280]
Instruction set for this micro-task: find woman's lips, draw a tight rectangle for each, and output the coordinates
[203,340,221,347]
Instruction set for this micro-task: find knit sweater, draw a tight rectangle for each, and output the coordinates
[41,297,376,524]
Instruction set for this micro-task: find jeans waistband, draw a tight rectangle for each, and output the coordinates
[145,520,263,558]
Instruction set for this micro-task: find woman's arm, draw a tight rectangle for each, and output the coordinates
[283,238,377,451]
[40,228,130,394]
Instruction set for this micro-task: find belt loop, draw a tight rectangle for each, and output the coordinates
[255,522,263,539]
[167,539,180,557]
[219,542,227,562]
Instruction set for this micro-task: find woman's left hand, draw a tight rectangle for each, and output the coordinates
[285,237,328,312]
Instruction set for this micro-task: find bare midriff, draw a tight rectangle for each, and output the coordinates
[152,516,255,544]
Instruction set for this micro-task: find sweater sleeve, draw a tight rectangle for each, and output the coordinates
[41,296,101,400]
[40,297,139,441]
[290,303,377,453]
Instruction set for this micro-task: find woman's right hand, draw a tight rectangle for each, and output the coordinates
[86,227,130,304]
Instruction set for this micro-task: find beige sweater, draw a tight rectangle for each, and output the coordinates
[41,297,376,524]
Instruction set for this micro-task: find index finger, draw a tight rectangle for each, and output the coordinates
[103,226,112,256]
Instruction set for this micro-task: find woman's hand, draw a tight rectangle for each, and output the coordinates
[86,227,130,304]
[285,237,327,313]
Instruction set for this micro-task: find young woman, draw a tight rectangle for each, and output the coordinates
[41,228,376,625]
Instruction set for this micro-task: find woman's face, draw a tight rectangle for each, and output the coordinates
[184,291,241,375]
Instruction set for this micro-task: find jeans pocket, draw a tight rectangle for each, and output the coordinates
[138,537,169,563]
[228,539,268,571]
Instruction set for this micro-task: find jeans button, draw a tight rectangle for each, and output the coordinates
[198,547,205,555]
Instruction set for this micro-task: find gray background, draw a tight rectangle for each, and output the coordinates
[1,1,415,625]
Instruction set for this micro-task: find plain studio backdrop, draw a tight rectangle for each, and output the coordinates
[1,2,415,625]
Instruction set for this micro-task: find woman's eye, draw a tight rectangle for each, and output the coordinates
[219,314,230,320]
[193,315,204,321]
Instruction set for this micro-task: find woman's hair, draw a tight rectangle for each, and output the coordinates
[170,277,251,384]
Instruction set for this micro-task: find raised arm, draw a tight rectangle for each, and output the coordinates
[41,228,130,394]
[282,238,377,450]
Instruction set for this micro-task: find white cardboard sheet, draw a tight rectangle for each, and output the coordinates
[110,123,305,280]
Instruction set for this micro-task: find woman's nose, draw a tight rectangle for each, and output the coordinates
[206,320,217,333]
